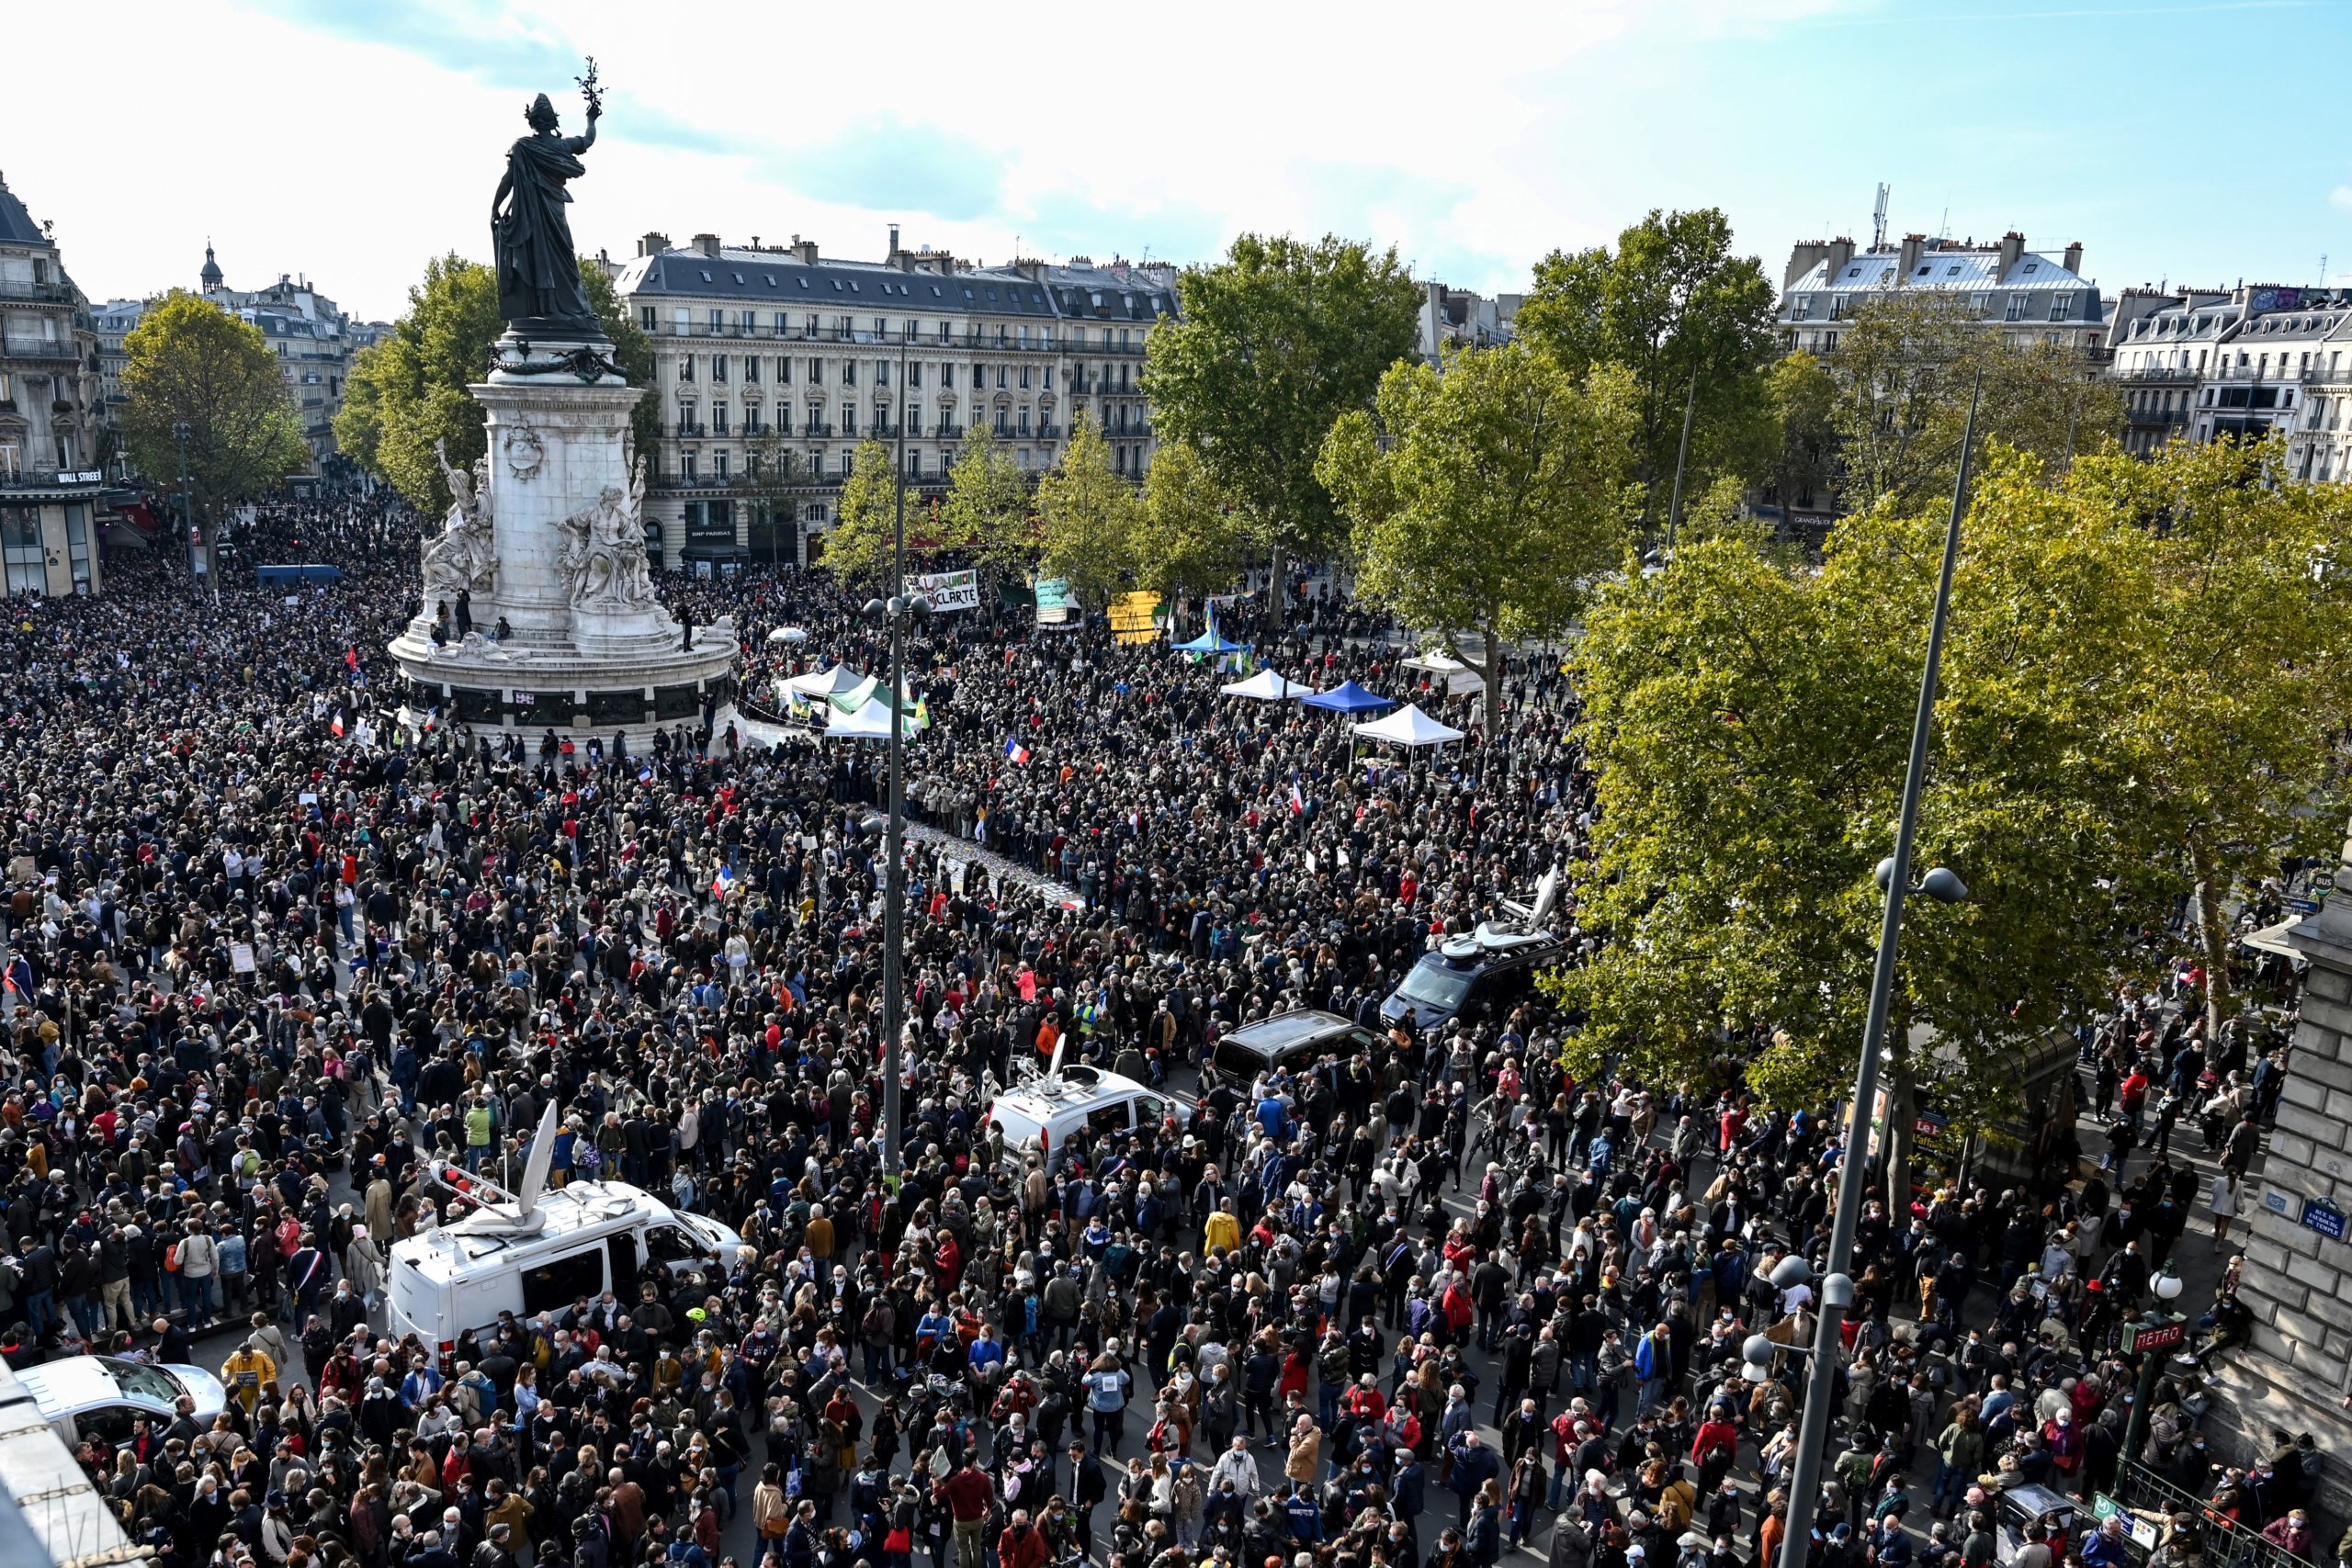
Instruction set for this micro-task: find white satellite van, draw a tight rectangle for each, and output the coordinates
[387,1106,752,1359]
[985,1065,1192,1172]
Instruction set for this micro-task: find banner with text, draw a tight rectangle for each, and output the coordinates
[911,569,981,613]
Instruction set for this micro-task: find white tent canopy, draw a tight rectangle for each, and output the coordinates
[1352,703,1466,748]
[823,698,898,739]
[786,663,866,699]
[1218,669,1311,701]
[1403,649,1483,696]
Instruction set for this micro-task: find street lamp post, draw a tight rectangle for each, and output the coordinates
[2120,1265,2188,1470]
[1665,376,1698,553]
[1776,374,1984,1568]
[862,329,924,1185]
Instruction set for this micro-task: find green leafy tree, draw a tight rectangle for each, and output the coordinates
[1136,440,1248,610]
[1516,209,1781,528]
[1143,233,1421,611]
[1036,415,1142,607]
[2084,437,2352,1040]
[1762,351,1837,534]
[1826,290,2122,514]
[121,291,309,528]
[334,253,653,513]
[820,439,899,585]
[1319,346,1638,719]
[1546,449,2177,1204]
[941,425,1034,578]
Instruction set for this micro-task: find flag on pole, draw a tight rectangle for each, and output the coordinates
[331,709,345,739]
[345,646,358,671]
[2,956,31,998]
[1288,780,1306,815]
[1003,737,1032,765]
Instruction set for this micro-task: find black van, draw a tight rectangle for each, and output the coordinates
[1209,1009,1385,1089]
[1379,928,1566,1032]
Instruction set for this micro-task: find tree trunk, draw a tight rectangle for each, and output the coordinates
[2189,836,2235,1043]
[1483,627,1502,730]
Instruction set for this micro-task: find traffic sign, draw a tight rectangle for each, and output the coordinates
[2133,1320,2186,1352]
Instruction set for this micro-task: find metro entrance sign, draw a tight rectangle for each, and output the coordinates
[2133,1320,2187,1352]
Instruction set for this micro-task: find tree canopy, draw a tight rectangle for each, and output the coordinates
[1142,233,1421,592]
[820,439,899,587]
[939,425,1034,579]
[1037,415,1142,607]
[1318,344,1637,719]
[1544,446,2182,1201]
[1826,289,2121,514]
[1135,441,1248,608]
[335,254,653,514]
[120,292,309,525]
[1516,209,1781,529]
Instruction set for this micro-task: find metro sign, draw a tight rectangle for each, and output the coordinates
[2132,1320,2186,1353]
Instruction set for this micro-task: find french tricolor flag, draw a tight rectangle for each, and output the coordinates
[1004,737,1032,765]
[331,710,345,739]
[712,865,737,899]
[1288,780,1306,815]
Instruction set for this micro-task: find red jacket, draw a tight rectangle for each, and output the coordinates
[934,1466,994,1524]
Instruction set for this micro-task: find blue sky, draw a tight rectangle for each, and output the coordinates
[10,0,2352,319]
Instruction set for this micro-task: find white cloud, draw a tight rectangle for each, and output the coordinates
[2,0,1862,318]
[2332,185,2352,214]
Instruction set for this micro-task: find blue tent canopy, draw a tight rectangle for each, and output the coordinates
[1303,679,1393,715]
[1173,604,1245,654]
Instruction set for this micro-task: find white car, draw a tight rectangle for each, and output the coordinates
[16,1356,228,1449]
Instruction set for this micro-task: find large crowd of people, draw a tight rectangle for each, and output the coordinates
[0,488,2324,1568]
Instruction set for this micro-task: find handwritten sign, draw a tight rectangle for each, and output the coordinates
[229,942,256,975]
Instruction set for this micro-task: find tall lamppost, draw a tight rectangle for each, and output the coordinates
[861,327,926,1183]
[1776,375,1984,1568]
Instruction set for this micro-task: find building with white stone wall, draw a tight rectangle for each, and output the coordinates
[2215,858,2352,1521]
[613,228,1176,570]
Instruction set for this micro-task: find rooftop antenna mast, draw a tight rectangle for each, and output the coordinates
[1872,183,1891,252]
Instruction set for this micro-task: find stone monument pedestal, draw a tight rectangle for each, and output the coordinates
[390,333,736,742]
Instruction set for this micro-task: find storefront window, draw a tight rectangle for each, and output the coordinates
[1,511,44,596]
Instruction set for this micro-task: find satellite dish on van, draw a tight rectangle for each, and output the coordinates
[1526,865,1561,932]
[510,1101,561,1219]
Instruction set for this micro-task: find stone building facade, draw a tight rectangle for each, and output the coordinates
[2215,863,2352,1520]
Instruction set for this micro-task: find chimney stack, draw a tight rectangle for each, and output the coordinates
[1997,231,2025,276]
[795,239,819,266]
[694,233,721,259]
[888,222,900,254]
[1825,236,1856,278]
[1784,241,1829,290]
[1898,232,1925,281]
[639,231,670,258]
[2063,241,2084,276]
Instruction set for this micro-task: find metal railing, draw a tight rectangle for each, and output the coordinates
[674,422,706,438]
[1,337,81,362]
[2105,1461,2304,1568]
[0,280,71,303]
[935,423,962,439]
[2301,362,2350,383]
[802,423,832,438]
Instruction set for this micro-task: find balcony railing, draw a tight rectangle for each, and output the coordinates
[674,422,706,438]
[802,423,832,438]
[2302,362,2351,383]
[935,423,963,439]
[0,280,72,303]
[2130,407,2189,426]
[2120,366,2201,383]
[1038,423,1063,439]
[2,336,81,363]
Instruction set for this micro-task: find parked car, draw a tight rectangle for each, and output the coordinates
[16,1356,228,1450]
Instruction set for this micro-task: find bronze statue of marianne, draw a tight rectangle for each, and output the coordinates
[492,89,600,333]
